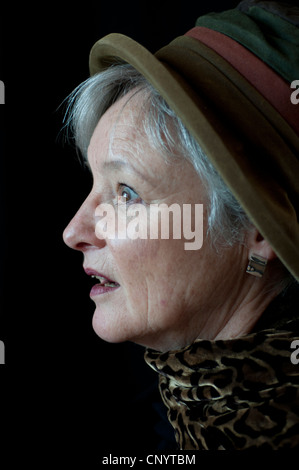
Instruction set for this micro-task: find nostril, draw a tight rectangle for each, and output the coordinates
[75,241,93,251]
[63,219,106,252]
[63,224,89,251]
[62,221,86,251]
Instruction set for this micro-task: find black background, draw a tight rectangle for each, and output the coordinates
[1,0,242,464]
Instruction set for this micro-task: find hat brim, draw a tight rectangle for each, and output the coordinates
[89,33,299,281]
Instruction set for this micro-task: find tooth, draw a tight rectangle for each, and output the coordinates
[90,275,117,286]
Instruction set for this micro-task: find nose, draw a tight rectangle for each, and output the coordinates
[63,194,106,252]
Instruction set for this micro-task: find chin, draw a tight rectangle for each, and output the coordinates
[91,307,137,344]
[91,305,173,350]
[92,315,123,344]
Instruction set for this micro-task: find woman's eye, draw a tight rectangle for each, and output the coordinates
[118,184,140,203]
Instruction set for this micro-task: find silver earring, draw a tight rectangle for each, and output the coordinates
[246,254,268,277]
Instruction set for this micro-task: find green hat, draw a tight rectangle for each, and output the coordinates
[89,1,299,281]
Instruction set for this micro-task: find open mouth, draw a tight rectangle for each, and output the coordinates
[90,274,120,288]
[84,268,120,296]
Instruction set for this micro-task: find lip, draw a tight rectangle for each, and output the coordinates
[84,267,120,297]
[90,284,120,297]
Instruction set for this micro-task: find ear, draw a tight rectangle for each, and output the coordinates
[246,228,277,261]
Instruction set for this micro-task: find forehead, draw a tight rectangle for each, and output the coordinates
[87,92,146,163]
[85,92,176,188]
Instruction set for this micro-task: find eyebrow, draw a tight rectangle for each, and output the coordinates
[103,159,152,183]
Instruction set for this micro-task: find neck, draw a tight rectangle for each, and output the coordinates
[200,271,283,341]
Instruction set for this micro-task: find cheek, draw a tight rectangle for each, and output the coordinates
[93,237,203,347]
[109,238,179,306]
[109,238,160,290]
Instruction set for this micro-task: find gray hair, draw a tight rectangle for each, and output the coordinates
[63,62,253,248]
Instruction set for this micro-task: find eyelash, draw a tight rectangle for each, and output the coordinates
[117,183,142,204]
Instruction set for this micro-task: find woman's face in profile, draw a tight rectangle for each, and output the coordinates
[63,93,245,352]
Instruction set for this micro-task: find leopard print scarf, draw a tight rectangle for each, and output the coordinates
[144,322,299,450]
